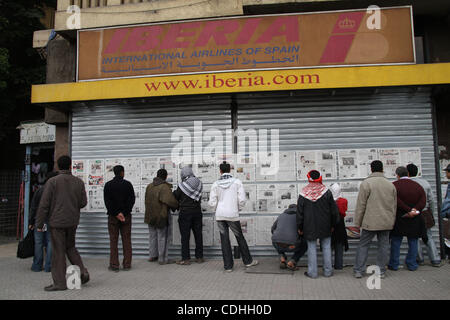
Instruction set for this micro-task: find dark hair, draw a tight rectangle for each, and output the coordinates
[157,168,168,180]
[288,204,297,209]
[45,171,58,184]
[219,161,231,173]
[113,165,124,177]
[57,155,71,171]
[406,163,418,177]
[309,170,320,180]
[395,166,409,178]
[370,160,383,173]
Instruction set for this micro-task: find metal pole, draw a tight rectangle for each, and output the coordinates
[23,145,31,238]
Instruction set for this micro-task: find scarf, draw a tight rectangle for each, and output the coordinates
[300,170,327,202]
[178,166,203,202]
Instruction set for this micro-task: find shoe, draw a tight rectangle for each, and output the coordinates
[279,261,287,269]
[224,269,233,272]
[176,260,191,265]
[108,266,120,272]
[148,257,158,262]
[417,260,425,266]
[44,285,67,292]
[196,258,205,263]
[81,273,90,285]
[431,261,443,267]
[304,271,317,279]
[387,265,398,271]
[286,261,297,271]
[122,266,131,271]
[354,271,363,279]
[245,260,259,267]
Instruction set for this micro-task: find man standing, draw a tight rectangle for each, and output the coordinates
[28,171,58,273]
[36,155,89,291]
[388,166,426,271]
[173,166,204,265]
[406,163,441,267]
[441,164,450,262]
[104,165,135,272]
[145,169,178,265]
[297,170,339,279]
[209,161,258,272]
[353,160,397,279]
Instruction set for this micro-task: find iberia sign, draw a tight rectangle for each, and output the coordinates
[77,6,415,81]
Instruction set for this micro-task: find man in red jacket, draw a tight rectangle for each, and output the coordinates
[388,166,426,271]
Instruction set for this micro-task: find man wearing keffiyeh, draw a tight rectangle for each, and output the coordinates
[297,170,339,279]
[173,166,204,265]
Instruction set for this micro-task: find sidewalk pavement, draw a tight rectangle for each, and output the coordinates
[0,242,449,300]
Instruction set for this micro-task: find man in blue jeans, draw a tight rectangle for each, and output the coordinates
[28,171,58,272]
[297,170,339,278]
[388,166,426,271]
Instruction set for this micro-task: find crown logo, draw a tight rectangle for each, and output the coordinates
[338,17,356,29]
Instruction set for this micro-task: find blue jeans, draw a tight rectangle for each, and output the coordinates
[306,237,332,278]
[388,235,418,271]
[31,230,52,272]
[417,228,441,264]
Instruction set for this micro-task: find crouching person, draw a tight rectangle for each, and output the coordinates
[271,204,307,271]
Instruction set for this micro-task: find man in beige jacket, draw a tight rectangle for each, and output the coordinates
[353,160,397,278]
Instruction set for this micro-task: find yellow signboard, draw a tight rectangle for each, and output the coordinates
[32,63,450,103]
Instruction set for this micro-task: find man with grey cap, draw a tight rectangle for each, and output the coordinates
[173,166,204,265]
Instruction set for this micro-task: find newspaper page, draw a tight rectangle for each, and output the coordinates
[88,160,105,186]
[257,184,297,213]
[160,157,178,185]
[296,150,337,181]
[132,184,143,214]
[141,157,160,184]
[71,160,87,184]
[235,153,256,182]
[121,158,142,185]
[104,159,122,183]
[87,185,105,212]
[255,216,278,245]
[338,149,378,179]
[200,184,213,214]
[256,151,296,181]
[378,149,401,179]
[241,184,257,213]
[139,185,147,215]
[399,148,422,176]
[339,181,362,239]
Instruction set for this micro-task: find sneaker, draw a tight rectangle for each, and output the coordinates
[108,266,120,272]
[431,261,443,267]
[196,258,205,263]
[159,259,176,265]
[44,285,67,292]
[417,260,425,266]
[387,265,398,271]
[245,260,259,267]
[224,269,233,272]
[148,257,158,262]
[304,271,318,279]
[354,271,363,279]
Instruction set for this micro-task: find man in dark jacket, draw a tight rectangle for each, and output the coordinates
[173,166,204,265]
[29,171,58,272]
[272,204,307,270]
[297,170,339,279]
[145,169,178,265]
[388,166,427,271]
[103,165,135,272]
[36,155,89,291]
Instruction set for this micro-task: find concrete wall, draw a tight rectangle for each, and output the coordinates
[55,0,243,30]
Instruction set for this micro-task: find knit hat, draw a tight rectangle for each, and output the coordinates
[307,170,322,184]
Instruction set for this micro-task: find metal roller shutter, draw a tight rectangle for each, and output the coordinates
[236,87,440,265]
[71,95,233,257]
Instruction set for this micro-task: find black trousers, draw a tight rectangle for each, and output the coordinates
[178,211,203,260]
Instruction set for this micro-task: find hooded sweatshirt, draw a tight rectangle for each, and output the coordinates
[208,173,246,221]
